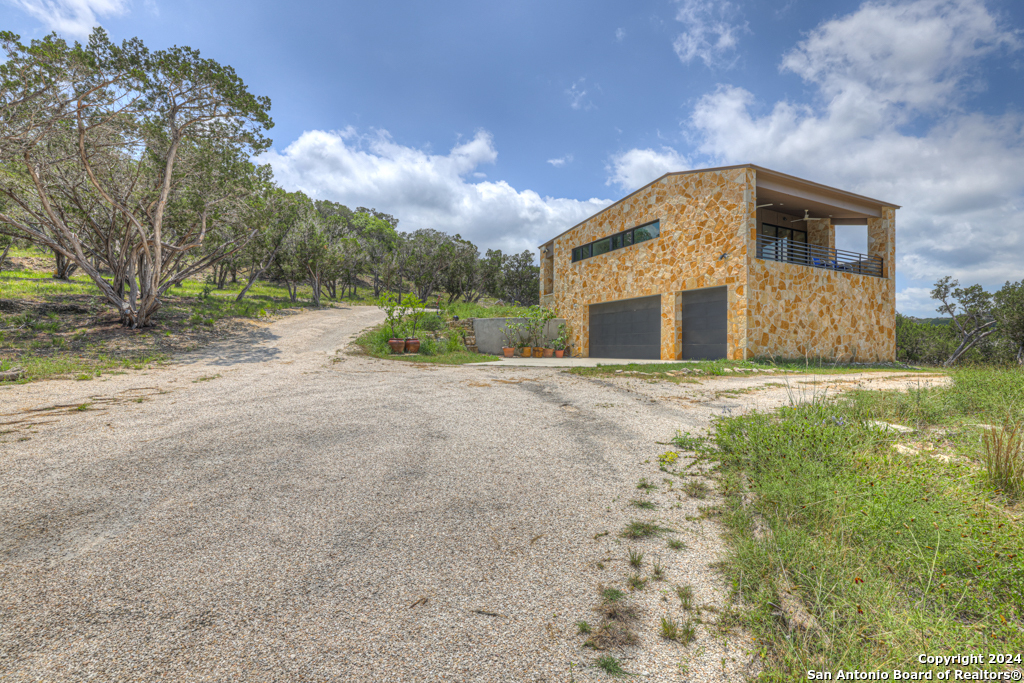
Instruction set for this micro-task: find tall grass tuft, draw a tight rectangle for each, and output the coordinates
[982,422,1024,497]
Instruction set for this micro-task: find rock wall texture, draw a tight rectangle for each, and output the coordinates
[545,167,895,362]
[550,168,753,359]
[746,259,896,362]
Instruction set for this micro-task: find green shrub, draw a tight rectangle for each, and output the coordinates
[420,314,445,331]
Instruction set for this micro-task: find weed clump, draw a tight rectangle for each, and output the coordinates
[620,521,673,539]
[982,422,1023,497]
[595,653,631,676]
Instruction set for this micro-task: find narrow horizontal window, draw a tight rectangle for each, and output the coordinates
[569,219,659,262]
[633,220,660,243]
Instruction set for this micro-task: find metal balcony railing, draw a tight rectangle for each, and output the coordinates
[755,235,884,278]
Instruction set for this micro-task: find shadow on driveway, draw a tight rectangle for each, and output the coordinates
[175,326,282,366]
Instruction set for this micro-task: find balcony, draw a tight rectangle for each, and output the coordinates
[755,235,883,278]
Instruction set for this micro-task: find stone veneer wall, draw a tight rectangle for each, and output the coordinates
[746,259,896,361]
[551,168,753,360]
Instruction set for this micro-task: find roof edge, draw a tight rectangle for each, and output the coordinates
[538,164,899,248]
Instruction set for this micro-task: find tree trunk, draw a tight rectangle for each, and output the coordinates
[943,326,996,366]
[53,250,78,280]
[0,242,10,269]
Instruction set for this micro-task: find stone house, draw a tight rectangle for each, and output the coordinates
[537,164,898,361]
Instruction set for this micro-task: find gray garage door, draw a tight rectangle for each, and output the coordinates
[679,287,728,360]
[589,295,661,359]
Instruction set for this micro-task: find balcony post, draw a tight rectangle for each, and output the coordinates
[867,208,895,279]
[806,217,833,256]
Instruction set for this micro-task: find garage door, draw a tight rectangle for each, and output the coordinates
[589,295,661,359]
[679,287,728,360]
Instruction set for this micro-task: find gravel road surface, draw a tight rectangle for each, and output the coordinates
[0,307,947,682]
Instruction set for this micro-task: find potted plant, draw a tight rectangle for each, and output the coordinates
[403,293,426,353]
[542,346,554,358]
[552,323,570,358]
[378,292,407,353]
[526,305,555,358]
[501,320,520,358]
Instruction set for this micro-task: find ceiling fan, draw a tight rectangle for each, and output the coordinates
[790,209,817,222]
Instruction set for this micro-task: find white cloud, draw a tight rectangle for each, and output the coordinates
[260,128,612,254]
[614,0,1022,316]
[673,0,748,68]
[566,79,595,111]
[547,154,573,167]
[615,27,626,42]
[896,286,942,317]
[6,0,129,37]
[606,147,690,192]
[781,0,1019,112]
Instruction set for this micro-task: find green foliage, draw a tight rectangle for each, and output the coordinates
[620,521,673,539]
[594,655,630,678]
[658,450,679,467]
[708,371,1024,677]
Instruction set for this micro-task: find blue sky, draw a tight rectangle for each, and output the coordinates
[3,0,1023,316]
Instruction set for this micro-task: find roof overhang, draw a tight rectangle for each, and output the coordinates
[754,166,899,224]
[538,164,899,247]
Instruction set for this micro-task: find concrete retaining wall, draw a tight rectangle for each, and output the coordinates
[472,318,566,356]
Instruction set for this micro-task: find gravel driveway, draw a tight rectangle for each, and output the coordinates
[0,307,946,682]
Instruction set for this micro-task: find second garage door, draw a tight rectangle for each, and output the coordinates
[679,286,728,360]
[589,295,662,359]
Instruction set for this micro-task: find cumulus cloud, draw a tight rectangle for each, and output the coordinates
[609,0,1021,315]
[673,0,748,68]
[615,27,626,42]
[6,0,130,36]
[547,154,573,167]
[606,147,690,192]
[260,128,612,254]
[781,0,1018,112]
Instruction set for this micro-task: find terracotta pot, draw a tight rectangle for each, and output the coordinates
[503,347,514,357]
[388,339,406,354]
[521,346,532,357]
[405,338,421,353]
[532,347,544,358]
[542,348,554,358]
[554,349,565,358]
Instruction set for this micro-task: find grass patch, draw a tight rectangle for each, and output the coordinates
[667,538,686,551]
[601,587,626,603]
[660,616,695,644]
[620,521,674,539]
[676,585,694,610]
[627,573,647,591]
[594,654,631,677]
[681,480,710,499]
[651,558,665,581]
[0,255,342,382]
[567,357,926,382]
[577,620,592,635]
[442,300,532,320]
[702,365,1024,677]
[627,548,643,568]
[629,499,656,510]
[636,477,656,492]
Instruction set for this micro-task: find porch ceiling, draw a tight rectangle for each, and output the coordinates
[755,167,899,224]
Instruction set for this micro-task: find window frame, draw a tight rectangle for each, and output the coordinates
[570,219,660,263]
